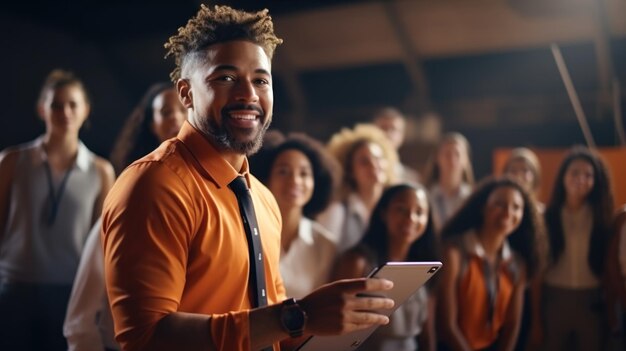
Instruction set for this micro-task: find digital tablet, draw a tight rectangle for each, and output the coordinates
[295,261,442,351]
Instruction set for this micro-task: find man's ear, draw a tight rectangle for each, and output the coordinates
[36,104,46,121]
[177,78,193,109]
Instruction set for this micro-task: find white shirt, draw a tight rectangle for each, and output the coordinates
[63,219,118,351]
[429,183,472,232]
[280,217,336,299]
[316,193,370,255]
[544,204,600,289]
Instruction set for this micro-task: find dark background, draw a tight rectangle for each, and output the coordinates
[1,0,625,179]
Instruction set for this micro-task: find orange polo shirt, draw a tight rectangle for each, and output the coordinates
[102,121,285,351]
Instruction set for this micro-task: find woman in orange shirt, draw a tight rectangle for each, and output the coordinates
[438,177,544,351]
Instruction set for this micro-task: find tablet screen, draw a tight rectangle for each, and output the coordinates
[295,261,442,351]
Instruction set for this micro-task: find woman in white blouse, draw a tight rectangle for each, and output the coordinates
[423,132,474,233]
[541,146,614,351]
[316,124,399,256]
[251,132,341,298]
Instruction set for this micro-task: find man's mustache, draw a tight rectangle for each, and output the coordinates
[222,104,264,117]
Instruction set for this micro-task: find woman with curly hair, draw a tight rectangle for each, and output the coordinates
[540,146,614,351]
[438,177,544,351]
[252,132,341,299]
[317,123,399,255]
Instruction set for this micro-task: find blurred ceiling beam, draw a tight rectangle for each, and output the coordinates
[382,0,431,113]
[592,0,617,120]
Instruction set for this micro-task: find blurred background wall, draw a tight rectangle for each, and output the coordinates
[1,0,625,182]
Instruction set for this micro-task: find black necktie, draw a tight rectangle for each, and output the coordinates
[229,176,268,308]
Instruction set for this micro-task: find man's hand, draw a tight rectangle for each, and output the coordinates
[298,278,394,336]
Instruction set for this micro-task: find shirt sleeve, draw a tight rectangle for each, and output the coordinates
[102,162,197,350]
[63,219,107,351]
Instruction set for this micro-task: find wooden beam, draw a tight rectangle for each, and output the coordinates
[592,0,615,120]
[381,1,431,113]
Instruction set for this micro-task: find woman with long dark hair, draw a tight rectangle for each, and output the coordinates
[438,177,544,351]
[333,183,438,351]
[541,146,614,351]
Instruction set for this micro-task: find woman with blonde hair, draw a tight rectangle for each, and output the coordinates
[424,132,474,232]
[503,148,543,211]
[317,123,399,254]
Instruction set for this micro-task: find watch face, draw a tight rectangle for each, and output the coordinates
[281,299,306,337]
[283,306,305,330]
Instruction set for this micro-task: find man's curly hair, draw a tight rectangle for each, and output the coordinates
[164,4,283,82]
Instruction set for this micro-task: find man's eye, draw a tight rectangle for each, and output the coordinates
[216,75,235,82]
[254,78,269,86]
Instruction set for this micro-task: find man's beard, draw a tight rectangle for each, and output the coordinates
[199,109,269,156]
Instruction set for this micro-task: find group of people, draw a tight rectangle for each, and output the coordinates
[0,4,624,351]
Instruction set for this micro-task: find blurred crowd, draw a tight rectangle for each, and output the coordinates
[0,67,624,351]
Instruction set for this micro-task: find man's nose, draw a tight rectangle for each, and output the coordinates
[234,79,259,103]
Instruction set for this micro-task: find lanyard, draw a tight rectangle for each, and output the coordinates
[482,260,499,326]
[43,160,73,226]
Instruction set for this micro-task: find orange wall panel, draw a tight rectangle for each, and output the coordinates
[493,147,626,208]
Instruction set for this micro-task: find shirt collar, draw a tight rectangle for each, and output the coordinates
[465,230,512,262]
[75,141,90,171]
[35,136,91,172]
[176,121,251,189]
[298,217,314,245]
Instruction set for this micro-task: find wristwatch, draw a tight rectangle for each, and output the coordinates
[279,298,307,338]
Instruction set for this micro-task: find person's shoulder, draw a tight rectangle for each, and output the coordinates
[93,156,115,180]
[1,138,39,158]
[120,140,193,181]
[0,141,34,172]
[133,139,182,164]
[307,218,337,245]
[0,146,21,165]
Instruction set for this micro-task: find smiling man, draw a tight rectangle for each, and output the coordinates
[101,5,394,351]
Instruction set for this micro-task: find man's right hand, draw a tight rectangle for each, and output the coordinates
[298,278,395,336]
